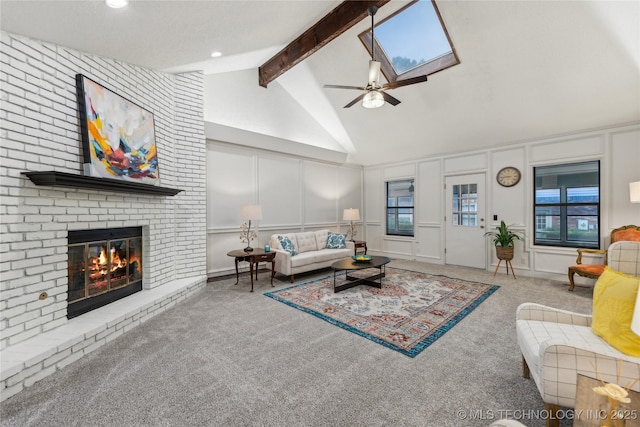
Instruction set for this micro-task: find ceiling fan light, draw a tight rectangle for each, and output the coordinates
[362,91,384,109]
[105,0,128,8]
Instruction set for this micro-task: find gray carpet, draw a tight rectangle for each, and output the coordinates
[0,260,594,427]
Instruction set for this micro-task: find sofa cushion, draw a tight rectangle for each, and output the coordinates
[313,248,351,263]
[277,235,297,256]
[296,231,318,253]
[290,251,317,268]
[314,230,329,249]
[326,232,347,249]
[591,267,640,357]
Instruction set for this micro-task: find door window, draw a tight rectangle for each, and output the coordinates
[452,184,478,226]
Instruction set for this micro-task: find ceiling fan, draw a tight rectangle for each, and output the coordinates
[324,6,428,109]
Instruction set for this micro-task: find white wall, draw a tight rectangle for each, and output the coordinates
[363,123,640,282]
[203,70,346,153]
[206,141,362,277]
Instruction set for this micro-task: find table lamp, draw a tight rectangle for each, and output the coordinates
[240,205,262,252]
[343,208,360,241]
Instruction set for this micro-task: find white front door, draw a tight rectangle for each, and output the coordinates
[445,174,486,269]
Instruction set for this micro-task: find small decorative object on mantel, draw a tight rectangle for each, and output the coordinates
[239,205,262,252]
[484,220,524,279]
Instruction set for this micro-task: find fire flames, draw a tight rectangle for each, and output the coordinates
[89,246,128,281]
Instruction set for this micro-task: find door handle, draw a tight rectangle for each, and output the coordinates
[480,226,484,229]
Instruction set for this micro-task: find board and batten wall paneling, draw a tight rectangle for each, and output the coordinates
[416,159,442,262]
[416,226,442,261]
[529,135,604,163]
[418,159,441,224]
[609,129,640,227]
[258,155,302,227]
[304,161,339,224]
[383,163,416,180]
[443,153,488,174]
[207,146,256,228]
[339,166,363,215]
[490,147,526,227]
[364,168,383,223]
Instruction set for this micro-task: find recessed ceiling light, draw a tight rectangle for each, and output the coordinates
[105,0,128,9]
[210,51,223,58]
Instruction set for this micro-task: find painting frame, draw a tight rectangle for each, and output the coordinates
[75,74,160,186]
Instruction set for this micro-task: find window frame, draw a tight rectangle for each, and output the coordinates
[358,0,459,85]
[386,180,415,237]
[533,160,601,249]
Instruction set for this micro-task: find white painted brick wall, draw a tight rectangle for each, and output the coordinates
[0,31,207,352]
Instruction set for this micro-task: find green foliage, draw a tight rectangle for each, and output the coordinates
[484,221,524,247]
[391,56,425,73]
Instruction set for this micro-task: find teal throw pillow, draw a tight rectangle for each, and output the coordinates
[326,232,347,249]
[277,235,297,256]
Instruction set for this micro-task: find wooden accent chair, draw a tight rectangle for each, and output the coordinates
[568,225,640,291]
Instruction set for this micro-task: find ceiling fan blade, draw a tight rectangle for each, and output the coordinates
[368,60,381,85]
[324,84,366,91]
[381,91,401,106]
[383,75,428,90]
[344,93,366,108]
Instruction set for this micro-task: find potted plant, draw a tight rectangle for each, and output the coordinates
[484,220,524,260]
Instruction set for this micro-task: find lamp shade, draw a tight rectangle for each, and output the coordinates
[362,91,384,109]
[239,205,262,220]
[343,208,360,221]
[630,181,640,203]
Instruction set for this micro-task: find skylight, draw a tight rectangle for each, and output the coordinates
[358,0,458,82]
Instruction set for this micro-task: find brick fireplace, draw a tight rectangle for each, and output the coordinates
[0,32,207,401]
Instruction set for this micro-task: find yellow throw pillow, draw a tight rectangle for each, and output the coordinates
[591,267,640,357]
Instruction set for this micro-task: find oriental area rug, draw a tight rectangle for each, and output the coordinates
[264,267,499,357]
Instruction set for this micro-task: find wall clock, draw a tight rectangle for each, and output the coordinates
[496,167,521,187]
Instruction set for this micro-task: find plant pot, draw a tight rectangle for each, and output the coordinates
[495,246,514,261]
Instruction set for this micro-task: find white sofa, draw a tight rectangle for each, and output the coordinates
[269,230,354,282]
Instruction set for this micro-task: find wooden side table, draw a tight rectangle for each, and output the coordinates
[226,249,276,292]
[353,241,367,256]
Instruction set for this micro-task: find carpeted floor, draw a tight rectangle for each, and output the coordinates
[265,267,499,357]
[0,260,594,427]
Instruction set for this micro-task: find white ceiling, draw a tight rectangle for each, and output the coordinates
[1,0,639,166]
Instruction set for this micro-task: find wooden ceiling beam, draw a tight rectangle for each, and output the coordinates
[258,0,390,88]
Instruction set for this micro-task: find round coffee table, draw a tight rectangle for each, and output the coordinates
[330,256,391,293]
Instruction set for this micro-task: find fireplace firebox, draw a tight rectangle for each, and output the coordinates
[67,227,143,318]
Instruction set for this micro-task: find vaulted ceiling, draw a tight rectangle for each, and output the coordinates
[1,1,638,166]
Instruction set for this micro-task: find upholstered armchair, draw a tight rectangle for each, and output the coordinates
[516,302,640,427]
[568,224,640,291]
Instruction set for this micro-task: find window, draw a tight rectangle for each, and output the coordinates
[387,180,414,237]
[533,161,600,248]
[451,184,478,226]
[358,0,459,84]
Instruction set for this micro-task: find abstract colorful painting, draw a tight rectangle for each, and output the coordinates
[76,74,159,185]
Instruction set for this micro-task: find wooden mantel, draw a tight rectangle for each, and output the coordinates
[22,171,183,196]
